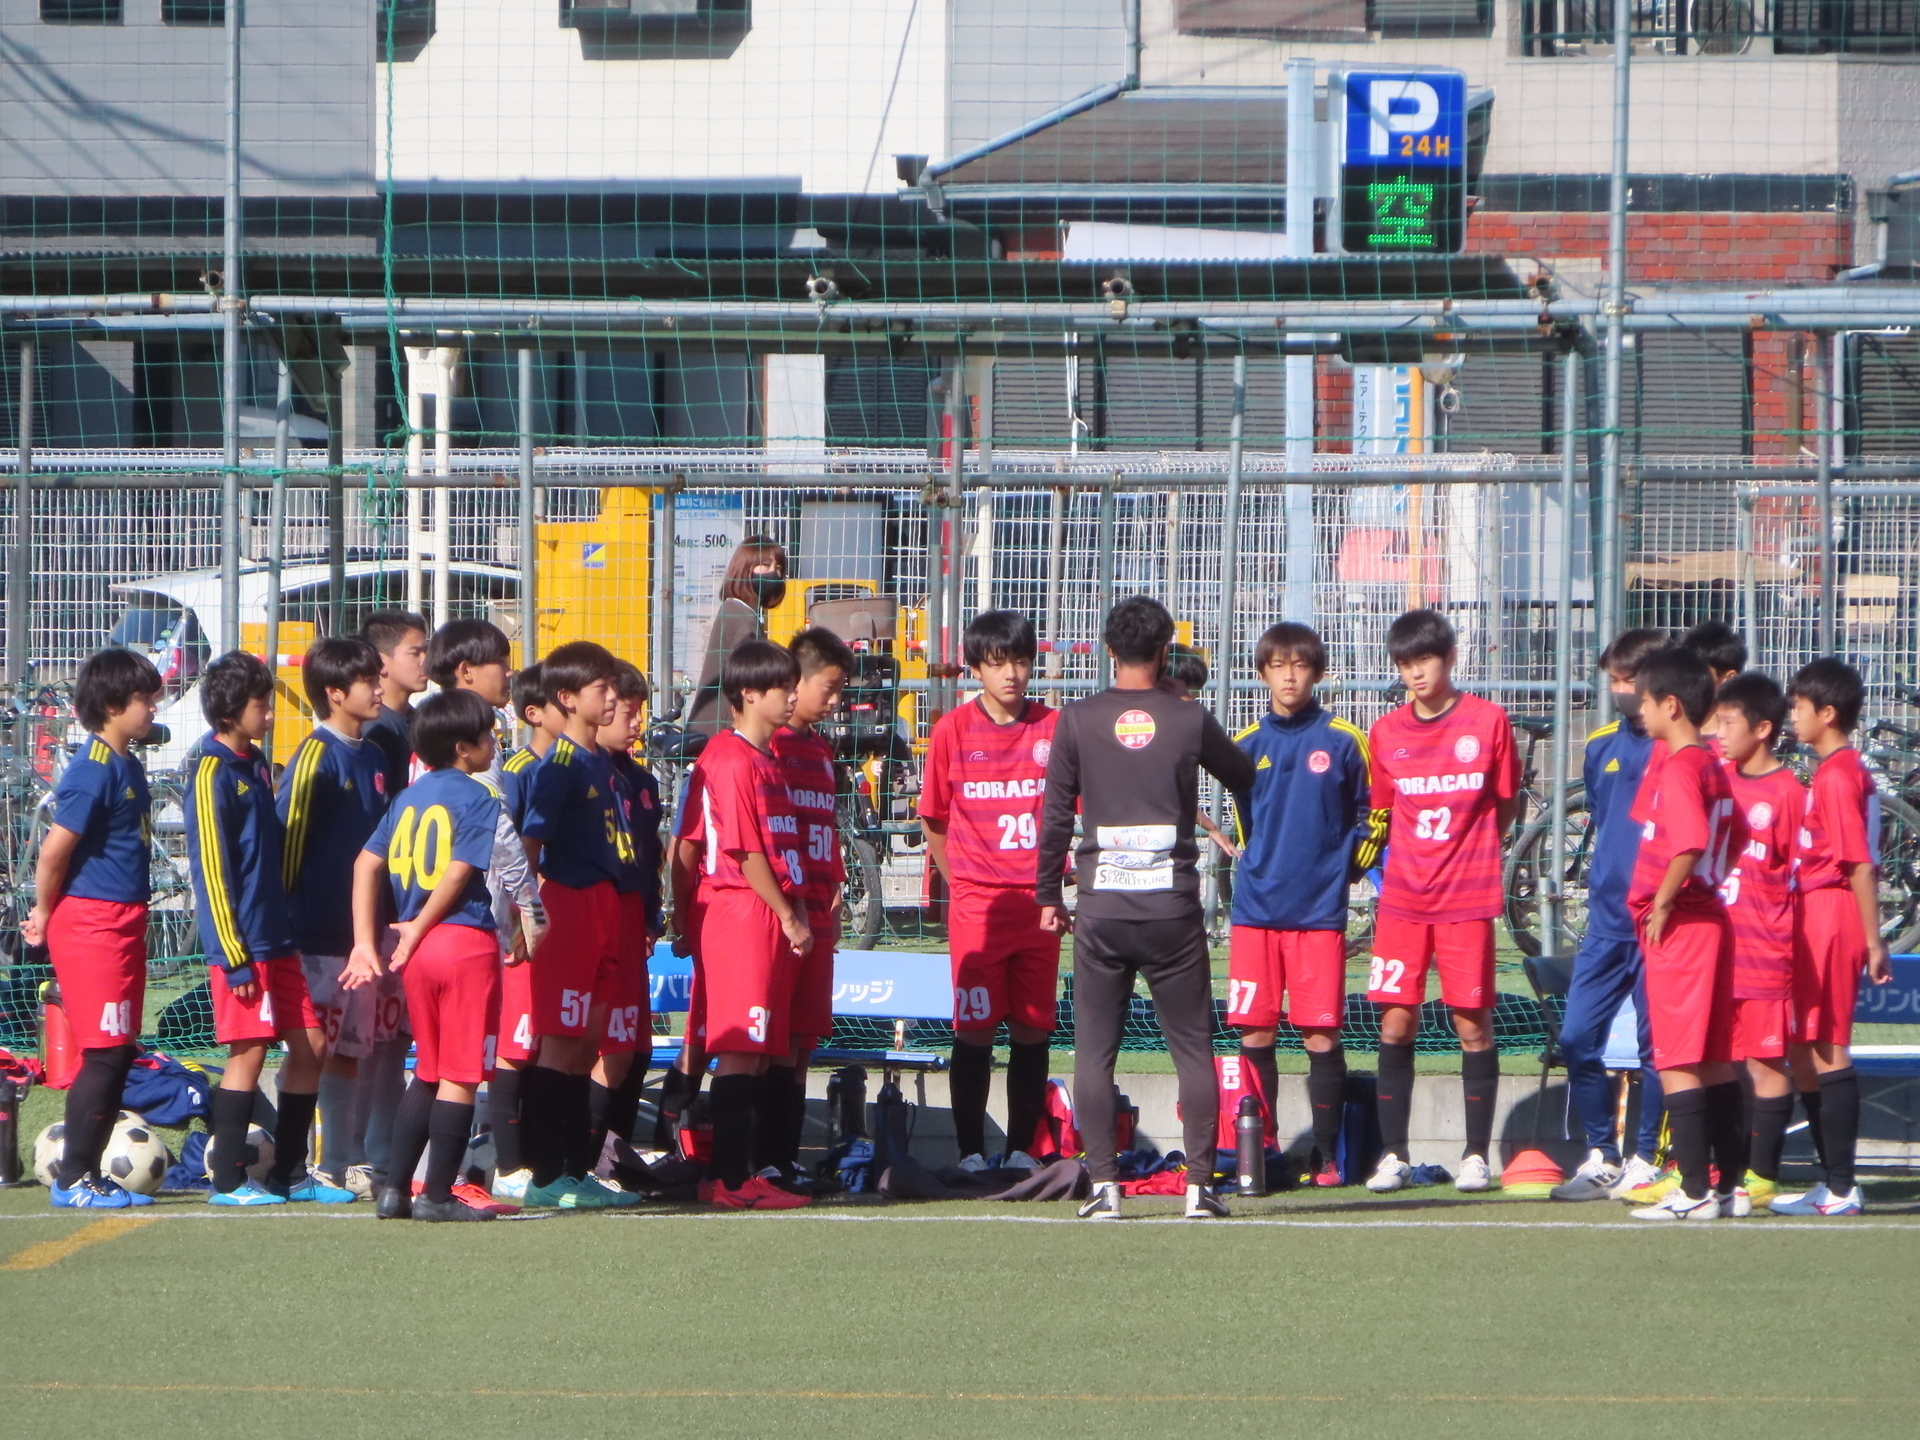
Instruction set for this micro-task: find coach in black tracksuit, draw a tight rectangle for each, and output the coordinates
[1036,596,1256,1211]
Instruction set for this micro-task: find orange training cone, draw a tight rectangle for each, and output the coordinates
[1500,1149,1564,1198]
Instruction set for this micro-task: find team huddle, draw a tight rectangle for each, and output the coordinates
[23,592,1888,1220]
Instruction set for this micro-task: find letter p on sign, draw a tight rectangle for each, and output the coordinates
[1367,80,1440,156]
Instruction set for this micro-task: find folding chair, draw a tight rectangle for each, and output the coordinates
[1521,952,1576,1146]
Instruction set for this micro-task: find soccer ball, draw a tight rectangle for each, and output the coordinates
[202,1124,276,1184]
[102,1113,172,1195]
[31,1122,65,1187]
[462,1128,497,1187]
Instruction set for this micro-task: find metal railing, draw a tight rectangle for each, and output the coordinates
[1522,0,1920,53]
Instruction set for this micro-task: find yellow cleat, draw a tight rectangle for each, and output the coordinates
[1743,1172,1778,1211]
[1622,1165,1681,1206]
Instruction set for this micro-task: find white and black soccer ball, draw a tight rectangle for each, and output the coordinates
[32,1122,65,1187]
[463,1128,497,1188]
[102,1112,172,1195]
[203,1123,276,1184]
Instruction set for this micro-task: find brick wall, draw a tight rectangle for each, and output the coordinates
[1464,210,1853,285]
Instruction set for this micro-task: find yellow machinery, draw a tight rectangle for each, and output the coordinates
[531,487,653,665]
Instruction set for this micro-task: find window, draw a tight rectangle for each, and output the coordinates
[162,1,223,23]
[378,0,437,50]
[41,1,122,21]
[1175,0,1490,35]
[1524,0,1920,54]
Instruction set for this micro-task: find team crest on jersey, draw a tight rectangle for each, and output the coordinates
[1031,739,1051,767]
[1114,710,1156,750]
[1454,735,1481,763]
[374,773,386,794]
[641,790,656,810]
[1308,749,1331,774]
[1748,801,1774,829]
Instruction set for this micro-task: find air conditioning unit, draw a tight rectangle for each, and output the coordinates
[560,0,748,28]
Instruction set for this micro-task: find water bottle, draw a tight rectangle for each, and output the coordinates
[1114,1088,1136,1154]
[835,1065,868,1140]
[0,1077,20,1187]
[1235,1095,1265,1198]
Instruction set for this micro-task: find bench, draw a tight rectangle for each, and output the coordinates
[646,944,953,1084]
[1850,953,1920,1077]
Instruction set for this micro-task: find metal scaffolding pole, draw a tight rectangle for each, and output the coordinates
[7,339,32,690]
[1096,476,1118,686]
[219,0,244,655]
[1043,485,1068,679]
[654,483,677,711]
[1546,356,1579,960]
[518,347,538,673]
[1283,55,1317,624]
[1817,337,1836,656]
[264,357,290,760]
[1597,0,1631,650]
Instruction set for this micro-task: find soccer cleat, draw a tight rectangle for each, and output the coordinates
[1454,1155,1494,1193]
[207,1179,288,1208]
[1552,1150,1624,1203]
[491,1167,532,1202]
[1184,1183,1230,1219]
[374,1185,412,1220]
[1771,1183,1863,1217]
[710,1176,811,1210]
[1077,1180,1122,1221]
[1727,1187,1753,1218]
[50,1175,133,1210]
[276,1172,358,1204]
[1002,1150,1039,1171]
[955,1153,988,1173]
[1742,1172,1779,1211]
[1365,1155,1410,1193]
[1618,1161,1681,1206]
[583,1173,642,1208]
[1312,1159,1344,1188]
[1631,1189,1721,1221]
[522,1175,615,1210]
[411,1194,496,1222]
[452,1182,519,1215]
[342,1164,376,1199]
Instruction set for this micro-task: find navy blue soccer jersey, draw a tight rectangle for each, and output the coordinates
[521,734,629,889]
[1582,717,1656,941]
[608,749,666,926]
[184,732,295,978]
[362,703,415,803]
[499,743,544,832]
[1229,701,1380,932]
[51,735,152,905]
[277,726,391,956]
[364,768,500,930]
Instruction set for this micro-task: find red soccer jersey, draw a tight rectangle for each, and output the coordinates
[687,729,804,897]
[919,697,1058,889]
[1627,743,1744,918]
[1723,764,1803,998]
[1368,693,1519,924]
[771,725,843,905]
[1795,747,1877,893]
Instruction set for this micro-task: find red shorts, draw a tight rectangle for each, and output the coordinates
[1793,887,1866,1048]
[1367,916,1495,1009]
[948,882,1060,1033]
[788,904,839,1047]
[1730,996,1790,1061]
[693,887,794,1055]
[1639,907,1734,1070]
[496,958,536,1063]
[597,891,654,1057]
[531,879,623,1041]
[401,924,503,1086]
[47,897,147,1050]
[1227,926,1346,1029]
[209,954,320,1045]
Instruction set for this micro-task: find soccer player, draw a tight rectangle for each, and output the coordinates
[1550,628,1670,1203]
[25,648,164,1208]
[768,627,853,1183]
[1363,610,1518,1194]
[1713,671,1803,1213]
[1681,620,1747,692]
[1036,597,1256,1221]
[1627,646,1747,1221]
[517,640,638,1209]
[1226,623,1378,1186]
[277,636,389,1202]
[920,610,1059,1170]
[1161,643,1241,862]
[183,651,332,1206]
[685,638,812,1209]
[1774,657,1892,1217]
[347,689,507,1222]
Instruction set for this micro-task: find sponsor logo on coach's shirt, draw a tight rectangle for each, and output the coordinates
[1308,749,1331,774]
[1394,772,1486,796]
[1114,710,1156,749]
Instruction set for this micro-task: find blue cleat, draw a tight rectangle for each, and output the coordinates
[206,1179,288,1207]
[276,1173,357,1204]
[50,1176,133,1210]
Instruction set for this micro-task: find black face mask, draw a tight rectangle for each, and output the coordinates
[750,574,786,609]
[1612,691,1644,729]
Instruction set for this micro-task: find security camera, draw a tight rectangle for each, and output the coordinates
[806,275,841,304]
[1101,273,1133,319]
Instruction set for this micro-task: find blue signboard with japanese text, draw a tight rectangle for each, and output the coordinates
[1333,68,1469,256]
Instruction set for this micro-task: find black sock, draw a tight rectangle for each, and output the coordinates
[269,1090,318,1188]
[1239,1043,1280,1136]
[1666,1088,1711,1201]
[1461,1049,1499,1160]
[209,1086,257,1194]
[1376,1042,1416,1161]
[521,1066,569,1187]
[389,1079,436,1194]
[487,1067,525,1175]
[424,1100,474,1204]
[1306,1046,1348,1163]
[1005,1042,1052,1159]
[948,1042,992,1159]
[1798,1087,1828,1180]
[710,1073,757,1189]
[605,1063,648,1149]
[560,1072,595,1179]
[782,1070,809,1170]
[1819,1068,1861,1195]
[1704,1081,1746,1194]
[586,1079,614,1177]
[752,1067,796,1173]
[55,1045,135,1188]
[653,1065,699,1152]
[1748,1093,1794,1181]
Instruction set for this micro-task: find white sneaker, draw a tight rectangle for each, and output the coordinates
[1608,1155,1660,1201]
[1455,1154,1494,1193]
[1631,1189,1721,1221]
[343,1164,376,1200]
[1551,1149,1623,1202]
[1771,1183,1863,1217]
[1184,1183,1230,1219]
[1365,1155,1410,1193]
[1077,1180,1122,1221]
[1002,1150,1039,1171]
[492,1167,532,1201]
[1727,1187,1753,1218]
[956,1153,988,1173]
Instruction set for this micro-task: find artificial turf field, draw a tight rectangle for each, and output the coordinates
[4,1180,1919,1440]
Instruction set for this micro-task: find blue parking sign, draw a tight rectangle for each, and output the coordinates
[1334,68,1469,256]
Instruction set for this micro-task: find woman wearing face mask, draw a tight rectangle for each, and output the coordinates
[683,537,789,738]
